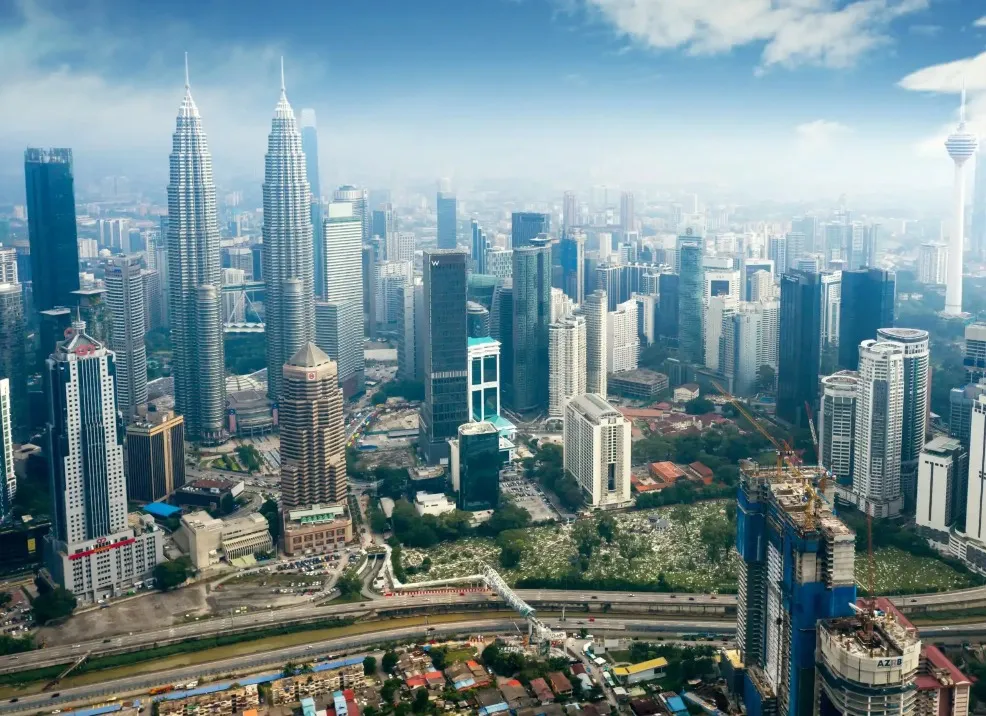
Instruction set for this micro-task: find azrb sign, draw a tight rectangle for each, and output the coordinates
[876,658,903,668]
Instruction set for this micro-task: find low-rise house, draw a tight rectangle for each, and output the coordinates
[547,672,573,697]
[158,684,259,716]
[529,677,554,704]
[270,662,365,704]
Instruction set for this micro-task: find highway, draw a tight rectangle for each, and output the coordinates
[5,583,986,674]
[0,616,732,716]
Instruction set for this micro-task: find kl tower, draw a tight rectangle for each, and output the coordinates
[944,85,978,318]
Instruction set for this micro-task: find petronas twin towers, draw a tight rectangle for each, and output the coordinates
[167,58,315,443]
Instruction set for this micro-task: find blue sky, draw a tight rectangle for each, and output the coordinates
[1,0,986,202]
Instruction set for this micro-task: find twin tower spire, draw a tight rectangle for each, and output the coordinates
[182,51,290,109]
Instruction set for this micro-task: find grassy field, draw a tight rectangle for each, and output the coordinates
[868,546,980,594]
[401,502,740,592]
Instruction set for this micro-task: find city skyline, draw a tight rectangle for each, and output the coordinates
[2,1,986,202]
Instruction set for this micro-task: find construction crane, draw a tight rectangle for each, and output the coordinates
[712,381,822,530]
[804,401,828,498]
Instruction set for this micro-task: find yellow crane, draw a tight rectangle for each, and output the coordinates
[711,381,822,530]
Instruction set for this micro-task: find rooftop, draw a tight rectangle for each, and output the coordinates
[609,369,669,386]
[612,657,669,677]
[922,436,962,456]
[568,393,622,421]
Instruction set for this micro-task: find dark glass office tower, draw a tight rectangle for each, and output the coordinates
[657,273,679,340]
[24,148,80,314]
[454,422,501,511]
[437,192,457,249]
[511,212,550,249]
[300,110,323,297]
[471,220,489,274]
[838,268,895,370]
[777,271,822,427]
[419,250,468,463]
[0,284,28,441]
[677,237,703,364]
[510,242,551,413]
[559,232,585,304]
[490,281,514,405]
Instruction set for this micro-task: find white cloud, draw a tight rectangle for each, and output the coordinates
[565,0,928,70]
[795,120,852,148]
[975,16,986,28]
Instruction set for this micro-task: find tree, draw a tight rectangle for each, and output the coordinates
[699,519,733,561]
[499,540,523,569]
[220,492,237,516]
[685,397,715,415]
[371,392,387,406]
[412,688,430,713]
[362,656,377,675]
[382,650,399,673]
[336,569,363,600]
[486,503,531,535]
[32,587,77,625]
[154,557,192,591]
[597,514,616,542]
[430,647,447,670]
[755,365,776,393]
[282,662,297,677]
[0,592,11,608]
[260,499,281,543]
[380,678,401,704]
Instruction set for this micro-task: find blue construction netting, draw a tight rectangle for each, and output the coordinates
[64,704,123,716]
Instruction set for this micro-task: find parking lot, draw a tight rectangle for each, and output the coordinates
[0,588,31,638]
[499,468,559,522]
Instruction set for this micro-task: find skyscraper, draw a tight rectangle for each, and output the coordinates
[965,323,986,383]
[563,394,631,508]
[777,271,821,427]
[125,408,186,503]
[263,66,315,402]
[852,339,905,517]
[419,250,468,463]
[583,290,608,397]
[0,380,13,520]
[396,279,418,381]
[819,371,858,486]
[300,108,324,297]
[965,395,986,543]
[818,270,841,350]
[510,242,552,413]
[736,463,856,716]
[0,283,27,442]
[607,299,639,374]
[918,242,949,285]
[677,235,704,365]
[562,191,578,234]
[105,255,148,420]
[559,230,585,304]
[877,328,930,506]
[437,191,457,249]
[915,436,966,539]
[450,422,500,512]
[471,219,489,274]
[333,185,369,241]
[44,319,162,601]
[620,191,634,231]
[548,314,586,419]
[944,88,978,317]
[316,202,365,398]
[838,268,895,371]
[490,281,514,403]
[24,148,80,314]
[166,63,226,444]
[657,273,679,340]
[279,343,347,510]
[511,212,550,249]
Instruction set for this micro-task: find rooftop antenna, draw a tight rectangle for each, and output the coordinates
[184,51,190,90]
[280,56,285,94]
[961,74,968,125]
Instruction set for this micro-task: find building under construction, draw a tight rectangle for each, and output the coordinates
[736,462,857,716]
[815,605,921,716]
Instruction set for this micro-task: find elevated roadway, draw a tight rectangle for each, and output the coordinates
[5,585,986,675]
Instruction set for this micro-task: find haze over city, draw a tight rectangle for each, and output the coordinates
[2,0,986,204]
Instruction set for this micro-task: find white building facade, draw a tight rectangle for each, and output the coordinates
[563,394,632,509]
[548,314,586,419]
[607,299,639,374]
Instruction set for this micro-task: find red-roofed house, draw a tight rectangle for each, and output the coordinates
[530,677,554,704]
[649,462,683,484]
[688,461,714,485]
[405,675,427,690]
[423,671,445,689]
[547,672,572,697]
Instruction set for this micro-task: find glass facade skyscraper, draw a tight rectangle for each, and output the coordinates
[24,148,80,314]
[420,250,469,463]
[838,268,895,371]
[453,422,500,512]
[510,242,552,413]
[777,270,822,427]
[511,212,550,249]
[437,192,457,250]
[677,236,703,364]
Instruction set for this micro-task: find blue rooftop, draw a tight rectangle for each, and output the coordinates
[142,502,181,519]
[468,336,499,347]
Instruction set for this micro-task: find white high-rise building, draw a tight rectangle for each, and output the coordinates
[918,243,948,286]
[333,185,369,241]
[221,267,246,323]
[820,371,859,485]
[583,290,608,396]
[43,320,162,602]
[966,395,986,543]
[877,328,930,505]
[757,299,780,370]
[166,64,226,443]
[262,63,314,402]
[819,270,841,349]
[633,293,657,347]
[375,261,413,326]
[563,393,631,509]
[551,287,574,323]
[0,379,12,520]
[749,270,775,302]
[486,248,513,279]
[916,436,966,539]
[0,248,17,285]
[607,299,639,374]
[704,295,737,373]
[944,88,978,316]
[548,314,586,419]
[563,191,578,233]
[620,191,635,232]
[105,254,147,420]
[387,231,415,264]
[467,336,501,422]
[316,202,365,398]
[852,340,905,517]
[704,269,741,303]
[723,303,761,396]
